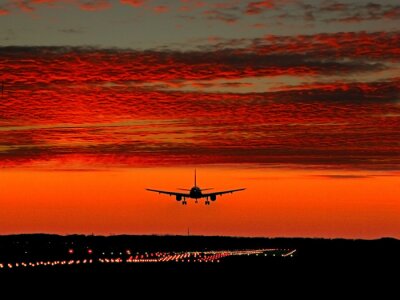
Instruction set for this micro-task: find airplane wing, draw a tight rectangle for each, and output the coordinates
[202,188,246,197]
[146,189,190,197]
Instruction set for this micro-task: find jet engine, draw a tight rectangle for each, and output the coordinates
[176,195,182,201]
[210,195,216,201]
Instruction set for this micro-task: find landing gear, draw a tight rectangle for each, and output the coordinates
[205,200,210,205]
[182,200,187,205]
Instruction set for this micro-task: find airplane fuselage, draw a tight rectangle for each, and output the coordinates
[189,186,202,198]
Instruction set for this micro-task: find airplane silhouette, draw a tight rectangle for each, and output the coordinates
[146,170,245,205]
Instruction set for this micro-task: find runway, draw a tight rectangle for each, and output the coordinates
[0,248,296,271]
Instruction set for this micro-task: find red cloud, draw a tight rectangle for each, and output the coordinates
[120,0,147,7]
[383,6,400,20]
[7,0,113,13]
[31,0,58,3]
[1,78,399,169]
[1,30,399,169]
[246,0,276,15]
[13,0,35,12]
[0,45,382,88]
[258,31,400,61]
[252,23,266,28]
[179,0,206,12]
[153,5,168,13]
[7,0,149,14]
[11,0,64,13]
[79,0,111,11]
[0,8,10,15]
[1,32,397,89]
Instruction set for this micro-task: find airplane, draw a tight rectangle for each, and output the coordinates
[146,170,245,205]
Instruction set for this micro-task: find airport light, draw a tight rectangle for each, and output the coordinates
[0,248,295,271]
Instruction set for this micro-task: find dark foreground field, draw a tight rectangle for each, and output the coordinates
[0,234,398,275]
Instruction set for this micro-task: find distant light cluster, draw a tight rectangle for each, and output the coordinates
[0,248,295,271]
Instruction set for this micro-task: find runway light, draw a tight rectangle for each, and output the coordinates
[0,248,295,270]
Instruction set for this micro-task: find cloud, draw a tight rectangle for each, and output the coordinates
[1,30,399,170]
[180,0,290,24]
[30,0,59,3]
[256,31,400,62]
[8,0,167,14]
[246,0,276,15]
[1,0,399,28]
[1,30,396,87]
[320,1,349,12]
[1,71,399,170]
[119,0,147,8]
[383,6,400,19]
[0,8,10,15]
[1,0,141,14]
[153,5,168,14]
[178,0,206,13]
[79,0,111,11]
[269,79,400,102]
[312,1,400,24]
[313,173,400,179]
[314,174,372,179]
[203,9,239,24]
[195,1,400,26]
[8,0,74,13]
[13,0,35,12]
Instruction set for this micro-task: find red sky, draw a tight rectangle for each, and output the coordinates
[0,0,399,238]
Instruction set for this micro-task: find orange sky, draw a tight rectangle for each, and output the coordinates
[1,167,399,238]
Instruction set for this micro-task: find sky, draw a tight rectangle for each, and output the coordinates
[0,0,399,238]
